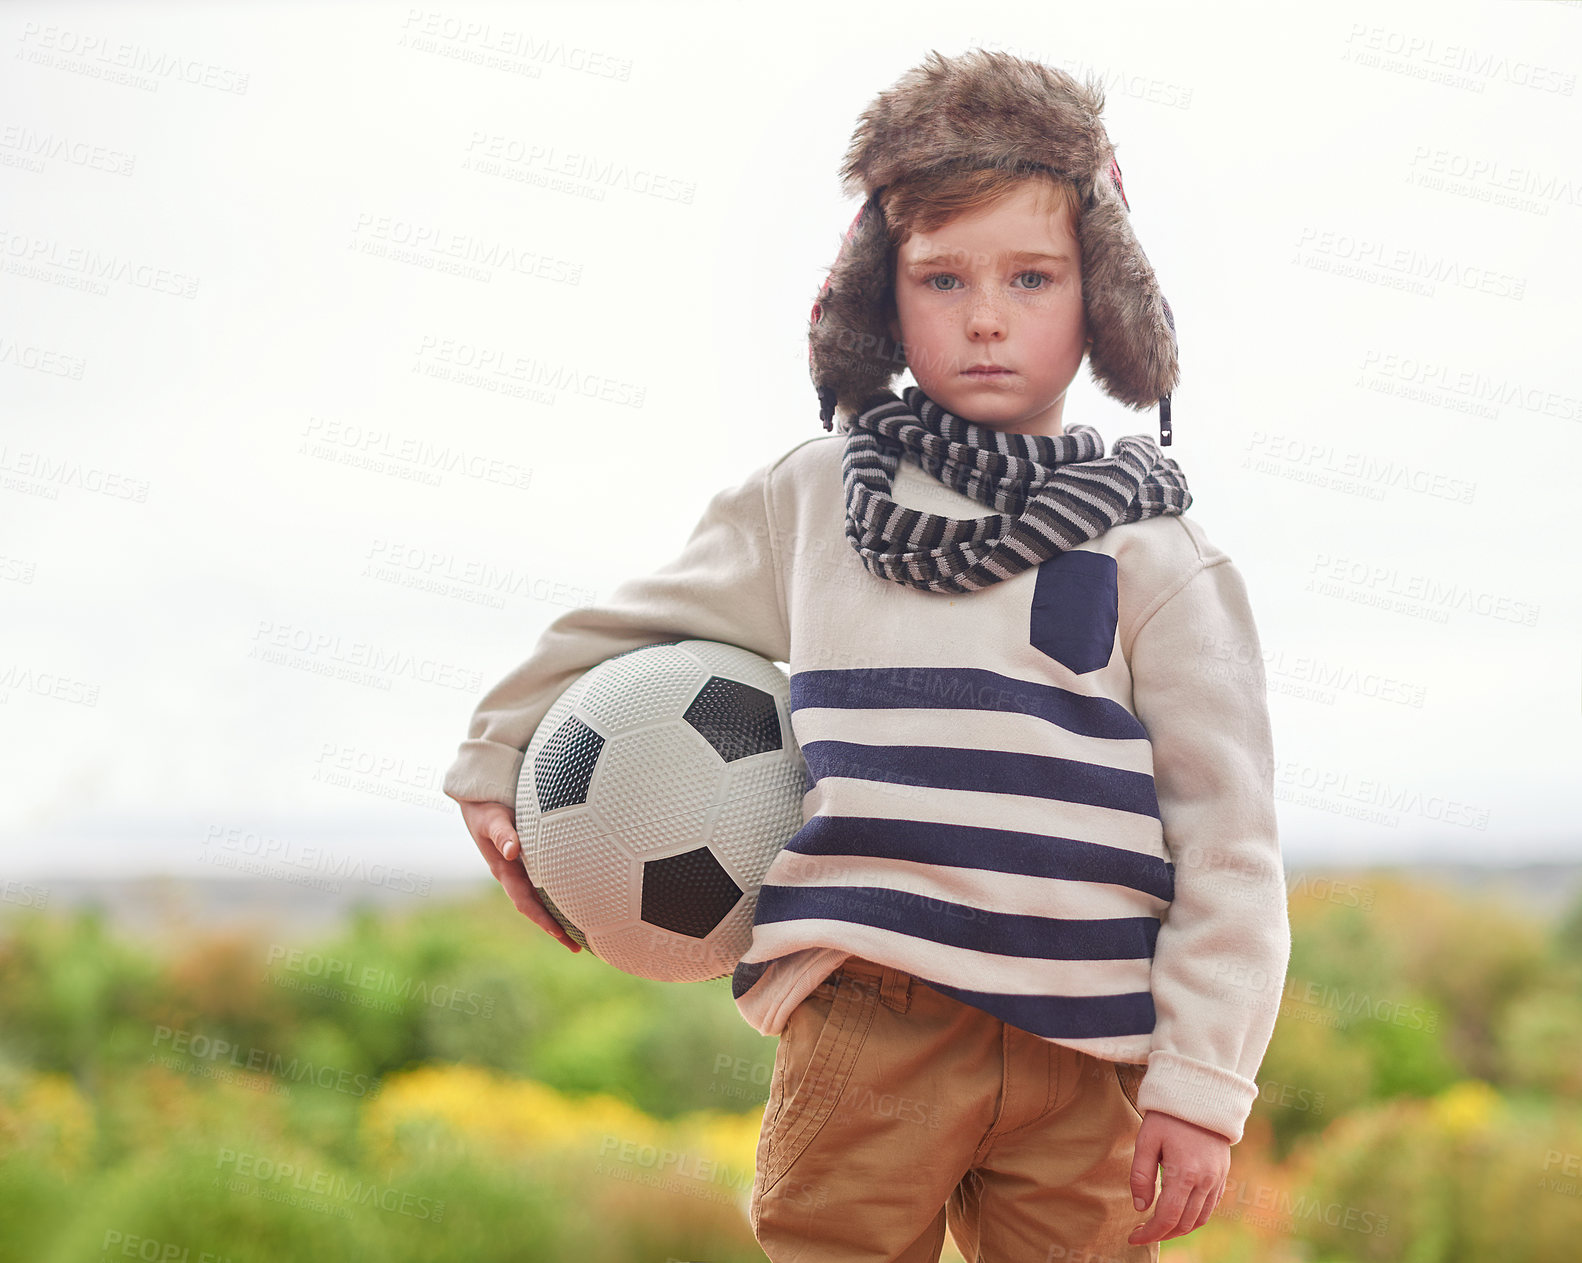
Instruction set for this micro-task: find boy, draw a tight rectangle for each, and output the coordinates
[444,49,1290,1262]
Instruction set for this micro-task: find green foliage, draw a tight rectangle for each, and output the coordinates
[0,1155,73,1263]
[1287,1085,1582,1263]
[5,1140,772,1263]
[0,906,162,1089]
[1338,992,1460,1099]
[37,1141,365,1263]
[1251,871,1577,1156]
[2,870,1580,1258]
[1553,885,1582,958]
[1253,1007,1378,1152]
[1494,983,1582,1099]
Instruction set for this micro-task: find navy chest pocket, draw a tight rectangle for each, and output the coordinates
[1030,549,1119,675]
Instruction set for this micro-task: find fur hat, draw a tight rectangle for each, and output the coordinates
[808,48,1179,443]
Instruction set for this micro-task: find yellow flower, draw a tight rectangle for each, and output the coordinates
[0,1072,95,1172]
[360,1063,761,1183]
[1430,1079,1500,1136]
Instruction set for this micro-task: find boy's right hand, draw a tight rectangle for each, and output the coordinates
[457,799,582,952]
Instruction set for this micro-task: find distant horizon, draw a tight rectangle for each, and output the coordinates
[10,858,1580,934]
[18,854,1582,878]
[5,805,1577,882]
[6,807,1575,886]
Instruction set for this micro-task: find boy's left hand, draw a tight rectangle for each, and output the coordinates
[1126,1110,1231,1244]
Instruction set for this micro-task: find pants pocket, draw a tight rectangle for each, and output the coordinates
[759,978,835,1147]
[1114,1060,1146,1118]
[760,973,879,1193]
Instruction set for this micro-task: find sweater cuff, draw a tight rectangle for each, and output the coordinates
[441,739,526,810]
[1135,1050,1258,1145]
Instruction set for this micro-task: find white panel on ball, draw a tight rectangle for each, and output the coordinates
[515,639,807,983]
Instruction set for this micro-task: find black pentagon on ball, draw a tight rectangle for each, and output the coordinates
[642,846,744,939]
[683,676,783,762]
[534,715,604,812]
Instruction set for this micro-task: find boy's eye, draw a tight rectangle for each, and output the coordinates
[1015,270,1053,290]
[925,273,960,292]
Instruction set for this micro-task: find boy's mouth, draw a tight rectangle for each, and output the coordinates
[961,365,1014,378]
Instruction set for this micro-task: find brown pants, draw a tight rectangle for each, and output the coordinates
[750,955,1159,1263]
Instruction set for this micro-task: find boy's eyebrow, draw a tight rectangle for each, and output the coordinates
[905,249,1073,270]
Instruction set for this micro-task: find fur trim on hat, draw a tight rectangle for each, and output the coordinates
[808,48,1179,433]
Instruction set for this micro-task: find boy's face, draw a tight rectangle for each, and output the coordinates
[888,181,1089,437]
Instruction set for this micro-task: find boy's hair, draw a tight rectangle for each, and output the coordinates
[880,166,1082,249]
[877,167,1084,324]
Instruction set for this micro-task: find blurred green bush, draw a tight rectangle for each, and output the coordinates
[2,869,1580,1260]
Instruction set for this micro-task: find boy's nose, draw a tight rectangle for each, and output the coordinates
[965,299,1008,339]
[967,318,1008,341]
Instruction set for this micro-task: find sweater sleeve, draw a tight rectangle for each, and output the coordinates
[1125,553,1292,1145]
[441,460,791,809]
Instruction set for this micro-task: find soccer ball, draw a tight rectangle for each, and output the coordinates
[515,639,807,983]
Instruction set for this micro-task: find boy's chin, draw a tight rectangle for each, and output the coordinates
[921,384,1057,432]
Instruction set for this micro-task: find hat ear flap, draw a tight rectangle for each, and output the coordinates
[809,194,905,430]
[1079,158,1180,415]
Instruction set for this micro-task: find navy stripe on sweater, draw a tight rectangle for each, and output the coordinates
[786,814,1174,902]
[800,739,1162,819]
[910,974,1158,1039]
[752,882,1162,960]
[791,666,1148,742]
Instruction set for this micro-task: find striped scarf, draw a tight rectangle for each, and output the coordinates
[842,386,1193,592]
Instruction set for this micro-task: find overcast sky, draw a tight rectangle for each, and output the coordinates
[2,1,1577,893]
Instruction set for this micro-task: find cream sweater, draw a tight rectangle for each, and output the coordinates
[442,433,1291,1144]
